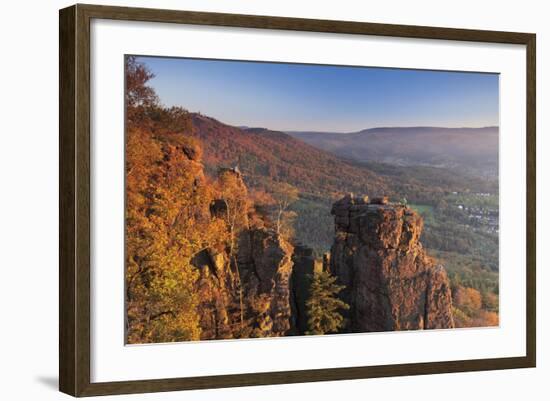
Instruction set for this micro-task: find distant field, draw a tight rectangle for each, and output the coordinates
[444,193,499,209]
[409,203,436,225]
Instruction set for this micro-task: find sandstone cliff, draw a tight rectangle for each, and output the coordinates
[191,169,295,340]
[192,247,237,340]
[192,230,295,340]
[237,228,295,337]
[191,172,454,339]
[330,194,454,332]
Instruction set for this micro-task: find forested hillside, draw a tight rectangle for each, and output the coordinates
[189,115,390,198]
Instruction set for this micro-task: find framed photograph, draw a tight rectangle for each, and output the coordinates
[59,4,536,397]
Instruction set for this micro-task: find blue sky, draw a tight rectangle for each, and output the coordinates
[137,56,499,132]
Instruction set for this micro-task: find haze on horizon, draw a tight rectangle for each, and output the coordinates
[137,55,499,132]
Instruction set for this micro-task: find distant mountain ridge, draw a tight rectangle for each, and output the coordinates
[288,126,498,135]
[287,126,499,177]
[190,114,497,202]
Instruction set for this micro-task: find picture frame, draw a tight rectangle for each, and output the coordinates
[59,3,536,397]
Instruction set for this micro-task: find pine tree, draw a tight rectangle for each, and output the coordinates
[306,271,349,335]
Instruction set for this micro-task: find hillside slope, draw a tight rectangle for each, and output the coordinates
[189,114,390,198]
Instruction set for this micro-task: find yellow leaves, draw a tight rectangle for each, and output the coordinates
[476,310,499,326]
[453,286,482,312]
[126,119,211,343]
[452,285,498,328]
[124,59,210,343]
[125,110,245,344]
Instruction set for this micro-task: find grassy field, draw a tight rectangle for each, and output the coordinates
[409,203,436,225]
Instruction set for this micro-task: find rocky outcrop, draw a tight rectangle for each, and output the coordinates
[330,194,454,332]
[237,229,295,337]
[191,163,297,340]
[191,163,301,339]
[192,248,238,340]
[192,227,295,340]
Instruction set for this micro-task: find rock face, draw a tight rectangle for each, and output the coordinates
[237,229,295,337]
[191,167,296,340]
[192,227,295,340]
[192,248,237,340]
[330,194,454,332]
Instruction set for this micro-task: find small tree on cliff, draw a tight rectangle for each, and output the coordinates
[306,271,349,335]
[249,182,298,237]
[216,169,250,255]
[215,169,252,333]
[270,182,299,236]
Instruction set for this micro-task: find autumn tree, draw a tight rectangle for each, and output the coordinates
[249,189,275,228]
[125,127,206,342]
[125,56,157,107]
[213,168,252,332]
[124,56,230,343]
[453,286,482,315]
[125,56,159,125]
[215,169,251,252]
[306,271,349,335]
[268,182,299,236]
[451,285,498,328]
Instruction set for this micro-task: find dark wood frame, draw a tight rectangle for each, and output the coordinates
[59,3,536,397]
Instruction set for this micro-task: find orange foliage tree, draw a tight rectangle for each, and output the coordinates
[124,57,229,343]
[452,285,498,328]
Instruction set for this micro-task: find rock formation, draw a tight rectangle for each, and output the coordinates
[237,228,295,337]
[191,177,454,340]
[192,248,237,340]
[192,226,295,340]
[329,194,454,332]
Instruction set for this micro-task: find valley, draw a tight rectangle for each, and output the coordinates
[288,126,499,178]
[183,113,500,330]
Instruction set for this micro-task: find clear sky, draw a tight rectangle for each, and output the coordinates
[137,56,499,132]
